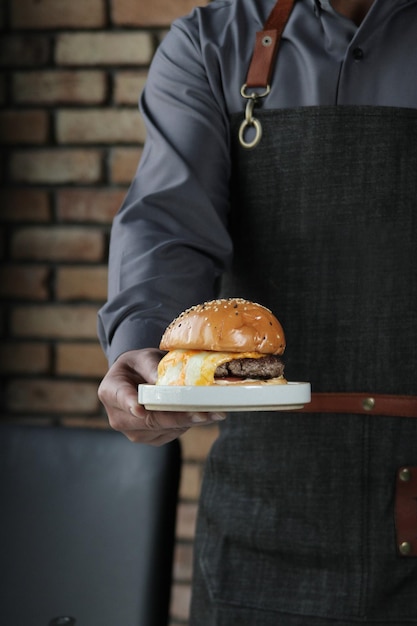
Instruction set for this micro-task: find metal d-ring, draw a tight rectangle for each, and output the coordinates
[238,98,262,149]
[238,84,270,150]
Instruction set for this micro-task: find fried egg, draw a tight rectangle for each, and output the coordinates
[156,349,267,386]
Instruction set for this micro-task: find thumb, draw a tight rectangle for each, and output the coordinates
[127,348,164,385]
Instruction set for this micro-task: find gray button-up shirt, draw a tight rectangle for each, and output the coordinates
[98,0,417,363]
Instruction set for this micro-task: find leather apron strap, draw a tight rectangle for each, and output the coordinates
[245,0,296,88]
[239,0,296,149]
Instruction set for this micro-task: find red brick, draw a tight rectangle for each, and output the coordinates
[176,502,198,540]
[173,542,194,582]
[56,266,108,300]
[13,71,107,105]
[157,30,171,45]
[0,110,49,144]
[56,188,125,223]
[11,0,106,29]
[0,265,50,300]
[6,379,100,413]
[11,227,104,261]
[179,462,202,501]
[10,149,102,184]
[55,33,153,66]
[170,583,192,622]
[109,147,142,184]
[11,304,99,339]
[0,35,50,67]
[0,342,50,374]
[56,342,108,377]
[114,71,148,105]
[0,189,50,222]
[111,0,208,27]
[180,424,219,461]
[56,108,146,144]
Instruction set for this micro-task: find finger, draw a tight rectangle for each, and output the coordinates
[188,411,227,424]
[122,410,226,446]
[110,404,225,435]
[123,427,190,446]
[98,375,140,420]
[123,408,218,430]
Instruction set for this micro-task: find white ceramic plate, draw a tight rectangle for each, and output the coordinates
[138,381,311,412]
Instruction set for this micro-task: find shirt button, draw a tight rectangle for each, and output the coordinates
[352,47,364,60]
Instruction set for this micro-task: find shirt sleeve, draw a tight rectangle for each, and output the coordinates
[97,16,233,364]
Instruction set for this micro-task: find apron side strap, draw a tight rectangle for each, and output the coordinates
[297,393,417,418]
[395,466,417,557]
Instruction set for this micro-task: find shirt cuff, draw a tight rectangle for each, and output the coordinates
[107,317,167,365]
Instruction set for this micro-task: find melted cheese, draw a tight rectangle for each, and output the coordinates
[156,349,266,386]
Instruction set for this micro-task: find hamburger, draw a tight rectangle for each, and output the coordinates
[156,298,286,386]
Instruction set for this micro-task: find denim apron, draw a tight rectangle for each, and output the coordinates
[189,6,417,626]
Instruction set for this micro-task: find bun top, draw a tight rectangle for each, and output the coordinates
[160,298,286,355]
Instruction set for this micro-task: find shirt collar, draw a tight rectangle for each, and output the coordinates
[315,0,331,8]
[310,0,331,17]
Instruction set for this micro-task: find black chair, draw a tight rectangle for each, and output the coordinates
[0,423,181,626]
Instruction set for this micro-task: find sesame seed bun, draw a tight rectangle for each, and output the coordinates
[159,298,285,355]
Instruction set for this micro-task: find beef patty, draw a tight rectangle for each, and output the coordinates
[214,354,285,380]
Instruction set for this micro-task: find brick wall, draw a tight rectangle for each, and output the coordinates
[0,1,218,624]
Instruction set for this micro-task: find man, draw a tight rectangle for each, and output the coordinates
[98,1,417,623]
